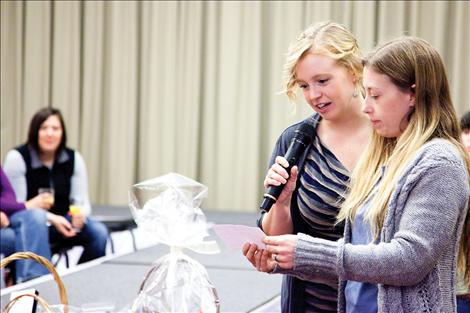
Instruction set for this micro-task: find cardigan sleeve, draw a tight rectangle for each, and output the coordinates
[338,161,468,286]
[275,158,469,286]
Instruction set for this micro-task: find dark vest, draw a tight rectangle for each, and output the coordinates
[16,144,75,216]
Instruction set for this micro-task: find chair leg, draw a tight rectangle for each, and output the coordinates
[52,250,70,268]
[130,229,137,252]
[53,253,61,267]
[64,251,69,268]
[109,235,115,254]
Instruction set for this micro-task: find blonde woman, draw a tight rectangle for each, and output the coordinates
[245,37,470,313]
[243,22,370,312]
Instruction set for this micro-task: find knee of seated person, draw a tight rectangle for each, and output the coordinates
[26,209,48,225]
[11,209,47,225]
[86,220,109,243]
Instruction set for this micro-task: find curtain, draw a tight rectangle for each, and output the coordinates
[1,0,468,212]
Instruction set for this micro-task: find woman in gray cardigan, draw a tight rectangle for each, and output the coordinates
[244,37,470,313]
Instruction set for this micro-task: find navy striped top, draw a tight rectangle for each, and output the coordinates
[297,131,350,312]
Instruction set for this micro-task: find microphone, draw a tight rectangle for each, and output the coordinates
[260,121,315,212]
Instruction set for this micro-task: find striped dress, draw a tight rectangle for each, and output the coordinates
[297,132,349,313]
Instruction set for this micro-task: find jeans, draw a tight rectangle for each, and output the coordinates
[0,227,16,257]
[1,226,17,288]
[457,298,470,313]
[49,216,108,264]
[8,209,51,283]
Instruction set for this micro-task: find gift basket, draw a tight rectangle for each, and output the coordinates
[127,173,220,313]
[0,251,79,313]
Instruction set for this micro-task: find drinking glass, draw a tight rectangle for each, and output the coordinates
[38,188,55,206]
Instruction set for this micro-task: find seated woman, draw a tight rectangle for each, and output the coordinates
[1,166,51,283]
[3,107,108,264]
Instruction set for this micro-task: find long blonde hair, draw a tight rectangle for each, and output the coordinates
[337,37,470,286]
[283,21,363,101]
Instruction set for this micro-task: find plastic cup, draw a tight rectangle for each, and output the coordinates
[38,188,55,205]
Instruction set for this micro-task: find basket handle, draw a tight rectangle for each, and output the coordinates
[0,252,68,306]
[3,293,52,313]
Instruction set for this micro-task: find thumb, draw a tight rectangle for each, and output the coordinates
[285,166,298,192]
[263,235,281,246]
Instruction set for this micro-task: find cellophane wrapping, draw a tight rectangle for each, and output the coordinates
[126,173,220,313]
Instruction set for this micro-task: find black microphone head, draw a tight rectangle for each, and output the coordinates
[294,121,315,143]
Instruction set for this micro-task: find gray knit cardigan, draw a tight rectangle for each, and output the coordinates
[274,138,469,313]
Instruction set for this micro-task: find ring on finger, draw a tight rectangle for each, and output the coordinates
[272,254,278,262]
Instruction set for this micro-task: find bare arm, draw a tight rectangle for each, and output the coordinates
[261,157,298,235]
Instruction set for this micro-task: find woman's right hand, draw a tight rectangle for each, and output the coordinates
[48,213,76,238]
[0,211,10,228]
[242,243,275,273]
[263,156,299,207]
[25,193,52,210]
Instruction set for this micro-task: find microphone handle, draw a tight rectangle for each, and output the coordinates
[259,140,303,212]
[260,162,294,212]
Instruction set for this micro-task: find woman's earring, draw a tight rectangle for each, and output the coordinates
[352,87,359,97]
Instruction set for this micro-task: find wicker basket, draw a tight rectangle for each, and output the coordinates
[0,252,68,313]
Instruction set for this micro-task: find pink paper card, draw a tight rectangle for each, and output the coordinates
[213,224,266,251]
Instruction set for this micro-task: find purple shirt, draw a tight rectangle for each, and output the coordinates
[0,167,26,216]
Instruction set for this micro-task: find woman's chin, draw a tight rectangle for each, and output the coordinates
[39,146,60,154]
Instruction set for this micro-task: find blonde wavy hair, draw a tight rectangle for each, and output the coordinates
[337,36,470,287]
[283,21,363,101]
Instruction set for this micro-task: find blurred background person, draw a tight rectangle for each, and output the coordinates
[247,21,370,312]
[0,166,51,284]
[3,107,108,264]
[457,111,470,312]
[460,111,470,155]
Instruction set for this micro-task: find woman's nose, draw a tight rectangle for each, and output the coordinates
[362,98,373,114]
[45,128,54,136]
[306,87,321,102]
